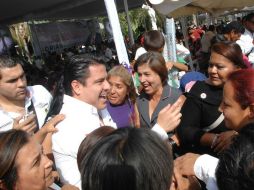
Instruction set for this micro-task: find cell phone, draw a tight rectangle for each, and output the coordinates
[19,111,34,123]
[23,111,34,120]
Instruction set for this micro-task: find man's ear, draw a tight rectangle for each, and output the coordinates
[71,80,82,96]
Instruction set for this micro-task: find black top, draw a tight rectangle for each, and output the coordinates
[177,81,228,156]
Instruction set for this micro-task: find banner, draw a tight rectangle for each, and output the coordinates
[29,21,91,55]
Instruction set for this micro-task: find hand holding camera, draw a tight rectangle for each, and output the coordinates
[13,111,37,133]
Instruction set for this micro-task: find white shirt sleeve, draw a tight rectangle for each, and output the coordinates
[134,47,147,60]
[248,51,254,64]
[53,120,83,189]
[151,123,168,140]
[236,31,254,55]
[99,108,117,129]
[194,154,219,190]
[176,43,190,57]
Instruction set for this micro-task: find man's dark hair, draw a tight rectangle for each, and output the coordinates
[208,25,215,32]
[0,55,20,69]
[143,30,165,52]
[223,21,245,34]
[245,13,254,22]
[45,54,105,121]
[0,55,23,79]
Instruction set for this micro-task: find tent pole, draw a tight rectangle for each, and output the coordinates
[180,17,194,71]
[192,14,198,26]
[104,0,130,66]
[123,0,134,46]
[165,17,176,62]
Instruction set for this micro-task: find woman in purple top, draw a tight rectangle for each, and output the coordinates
[107,65,137,128]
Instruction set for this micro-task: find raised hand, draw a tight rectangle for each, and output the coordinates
[157,96,185,132]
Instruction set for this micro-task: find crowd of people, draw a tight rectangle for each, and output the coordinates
[0,12,254,190]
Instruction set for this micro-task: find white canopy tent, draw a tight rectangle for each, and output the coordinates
[151,0,254,18]
[150,0,254,71]
[168,6,207,19]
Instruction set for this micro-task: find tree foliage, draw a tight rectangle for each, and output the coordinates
[118,7,165,41]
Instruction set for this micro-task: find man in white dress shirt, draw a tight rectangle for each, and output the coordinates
[49,54,117,189]
[0,55,52,132]
[237,13,254,66]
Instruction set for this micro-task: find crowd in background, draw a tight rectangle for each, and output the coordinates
[0,12,254,190]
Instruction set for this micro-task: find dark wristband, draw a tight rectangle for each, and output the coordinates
[168,138,177,149]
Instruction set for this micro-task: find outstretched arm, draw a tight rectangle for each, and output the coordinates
[33,114,65,144]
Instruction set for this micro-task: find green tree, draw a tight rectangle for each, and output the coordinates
[118,7,165,40]
[98,7,165,41]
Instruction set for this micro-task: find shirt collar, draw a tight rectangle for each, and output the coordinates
[63,94,98,115]
[161,84,172,101]
[24,87,33,111]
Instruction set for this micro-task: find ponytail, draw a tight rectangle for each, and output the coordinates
[44,75,65,123]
